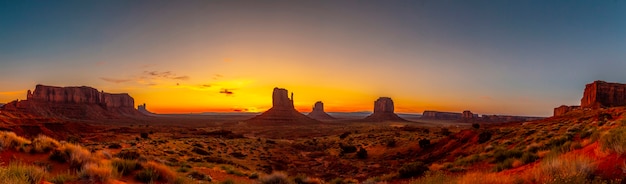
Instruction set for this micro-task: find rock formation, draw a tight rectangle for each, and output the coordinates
[553,105,580,116]
[462,110,474,119]
[421,111,463,120]
[581,80,626,109]
[307,101,335,120]
[246,88,320,125]
[363,97,407,122]
[0,85,142,119]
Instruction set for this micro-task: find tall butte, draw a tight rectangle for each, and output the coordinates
[363,97,407,122]
[307,101,335,120]
[246,87,320,125]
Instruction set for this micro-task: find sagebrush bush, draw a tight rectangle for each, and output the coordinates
[78,162,115,183]
[136,161,176,183]
[31,135,60,153]
[600,126,626,154]
[111,158,141,176]
[398,161,429,178]
[0,131,31,150]
[49,172,76,184]
[260,172,291,184]
[0,162,45,184]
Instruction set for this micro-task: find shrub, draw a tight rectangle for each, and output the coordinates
[478,131,492,143]
[107,143,122,149]
[188,170,212,181]
[356,147,368,159]
[492,148,523,163]
[78,162,114,183]
[115,149,141,160]
[418,139,430,148]
[49,143,93,169]
[385,138,397,147]
[410,171,454,184]
[249,172,259,179]
[0,162,45,184]
[136,161,176,183]
[49,172,76,184]
[140,132,149,139]
[398,161,429,178]
[520,152,538,164]
[111,158,141,176]
[493,158,514,172]
[31,135,60,153]
[600,126,626,154]
[532,155,596,183]
[339,145,357,154]
[221,179,236,184]
[260,172,291,184]
[472,123,480,129]
[440,128,451,136]
[0,131,31,150]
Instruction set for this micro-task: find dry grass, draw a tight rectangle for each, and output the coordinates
[31,135,60,153]
[136,161,177,183]
[79,162,116,183]
[0,161,46,184]
[527,155,596,183]
[0,131,31,150]
[260,172,290,184]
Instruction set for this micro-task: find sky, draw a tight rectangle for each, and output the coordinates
[1,0,626,116]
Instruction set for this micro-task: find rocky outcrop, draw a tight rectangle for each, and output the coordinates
[553,105,580,116]
[246,88,320,125]
[363,97,407,122]
[0,85,142,119]
[307,101,335,120]
[421,111,462,120]
[581,81,626,109]
[462,110,474,119]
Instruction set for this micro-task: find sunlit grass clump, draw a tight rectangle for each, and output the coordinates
[0,131,31,150]
[0,162,45,184]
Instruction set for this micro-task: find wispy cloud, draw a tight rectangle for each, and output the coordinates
[100,77,132,84]
[219,88,234,96]
[143,71,190,81]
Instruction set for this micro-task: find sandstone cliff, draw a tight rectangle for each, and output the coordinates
[1,85,142,119]
[581,81,626,108]
[363,97,407,122]
[307,101,335,120]
[553,105,580,116]
[462,110,474,119]
[246,88,320,125]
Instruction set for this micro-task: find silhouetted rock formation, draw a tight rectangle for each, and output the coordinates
[363,97,407,122]
[581,80,626,109]
[421,111,462,120]
[137,103,156,116]
[307,101,335,120]
[0,85,142,119]
[553,105,580,116]
[462,110,474,119]
[246,88,320,125]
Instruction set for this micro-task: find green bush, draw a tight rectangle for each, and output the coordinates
[398,161,428,178]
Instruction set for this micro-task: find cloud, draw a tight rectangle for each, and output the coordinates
[143,71,190,81]
[219,88,234,96]
[100,77,132,84]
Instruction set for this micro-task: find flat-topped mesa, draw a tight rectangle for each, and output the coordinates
[364,97,407,122]
[421,111,462,120]
[307,101,335,120]
[553,105,581,117]
[581,80,626,109]
[1,84,142,119]
[271,87,294,110]
[28,84,135,109]
[246,87,320,125]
